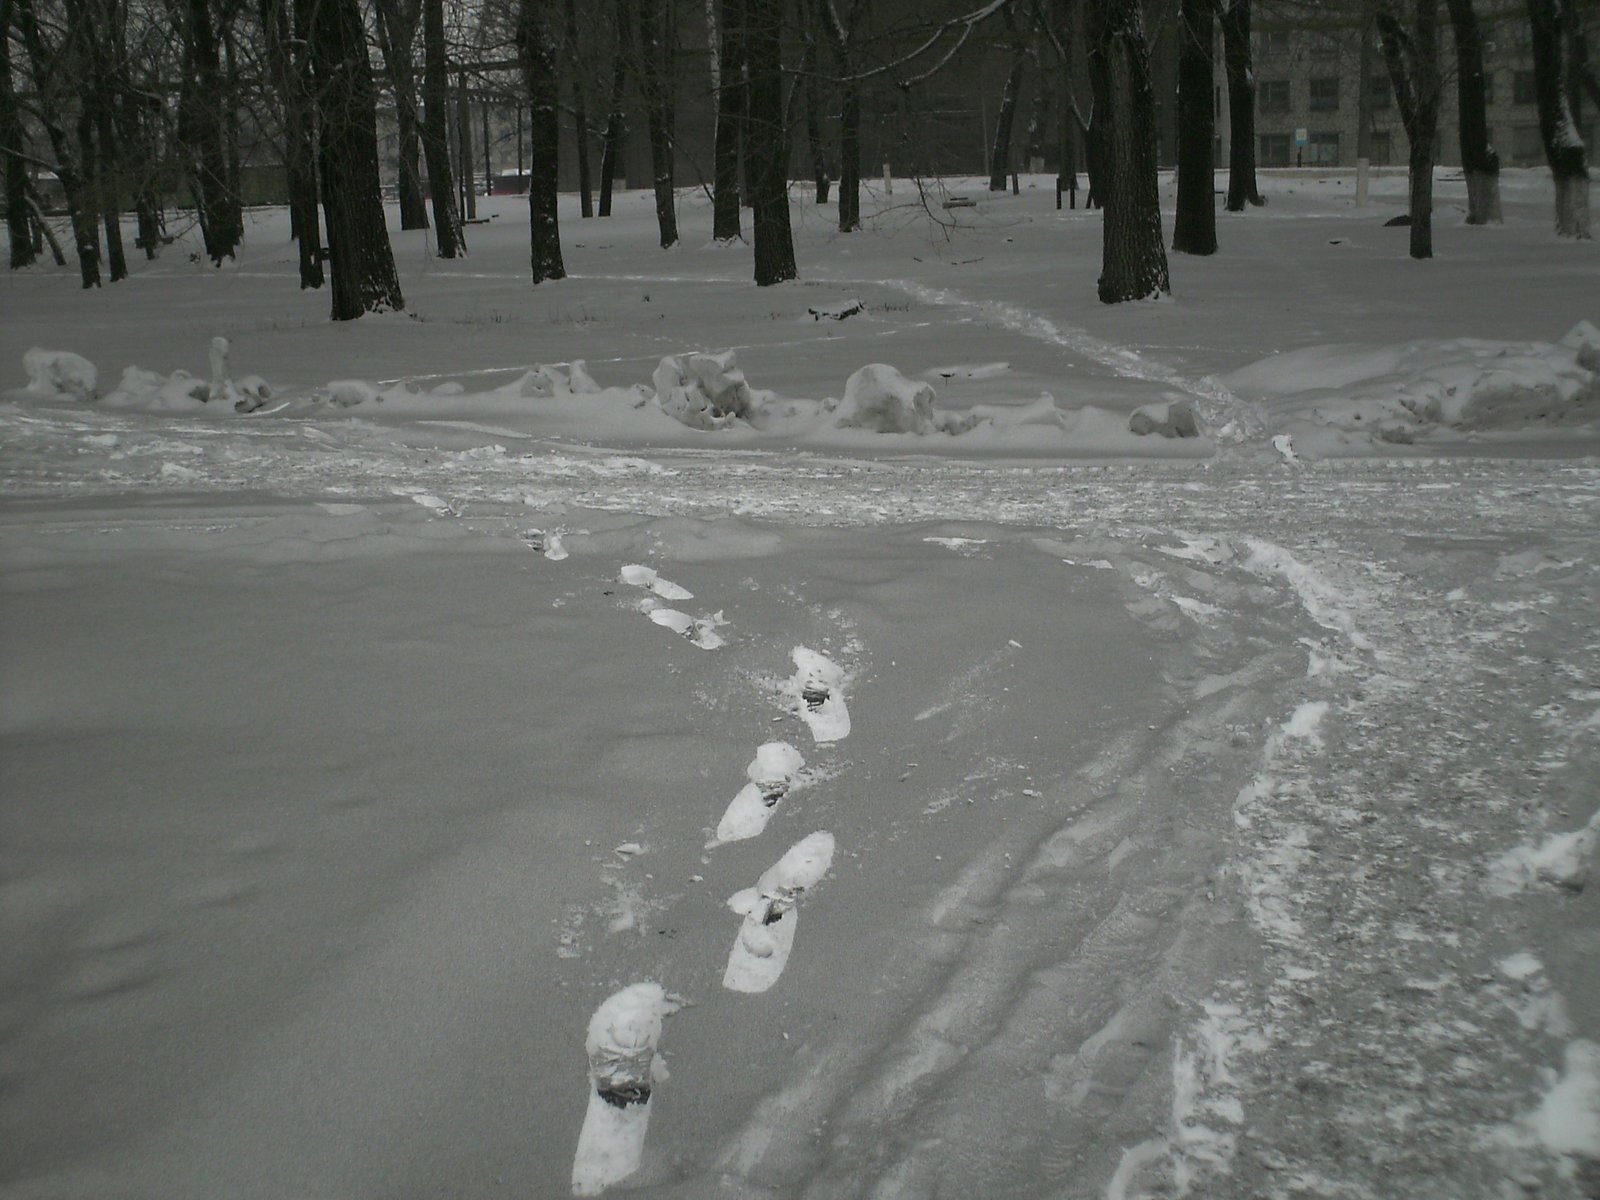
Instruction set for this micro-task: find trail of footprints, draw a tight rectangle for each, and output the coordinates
[571,560,853,1194]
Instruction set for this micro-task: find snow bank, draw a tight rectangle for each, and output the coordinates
[833,363,939,434]
[1224,323,1600,452]
[652,350,757,429]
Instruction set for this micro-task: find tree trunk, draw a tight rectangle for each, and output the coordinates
[421,0,462,255]
[1446,0,1501,223]
[375,0,429,231]
[1173,0,1217,253]
[181,0,238,263]
[517,0,566,281]
[635,0,679,247]
[220,19,245,251]
[1220,0,1263,209]
[823,0,864,231]
[598,2,629,217]
[747,0,794,283]
[801,0,830,202]
[1376,1,1441,259]
[713,0,747,239]
[1,0,38,268]
[308,0,406,318]
[261,0,323,285]
[1088,0,1170,301]
[989,20,1028,191]
[457,79,476,220]
[564,0,594,217]
[14,0,100,287]
[93,94,128,281]
[1527,0,1591,237]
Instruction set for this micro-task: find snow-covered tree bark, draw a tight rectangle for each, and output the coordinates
[1445,0,1501,224]
[713,0,747,240]
[421,0,462,257]
[1527,0,1591,238]
[1173,0,1217,253]
[516,0,566,282]
[747,0,795,284]
[1220,0,1263,210]
[308,0,405,318]
[1089,0,1170,301]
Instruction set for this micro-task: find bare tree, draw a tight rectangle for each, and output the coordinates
[1527,0,1591,236]
[1088,0,1169,300]
[375,0,429,231]
[988,4,1028,190]
[630,0,678,247]
[0,0,34,268]
[564,0,594,217]
[261,0,323,286]
[516,0,566,280]
[1374,0,1442,259]
[747,0,793,282]
[712,0,747,239]
[1444,0,1500,223]
[1219,0,1262,209]
[598,0,630,216]
[308,0,405,317]
[1172,0,1216,253]
[422,0,463,256]
[822,0,867,231]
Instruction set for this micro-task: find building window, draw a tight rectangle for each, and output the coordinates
[1511,124,1543,163]
[1259,133,1292,166]
[1310,78,1340,111]
[1309,132,1340,165]
[1258,79,1291,114]
[1513,70,1536,105]
[1369,130,1393,166]
[1254,29,1293,56]
[1370,76,1393,110]
[1310,31,1342,57]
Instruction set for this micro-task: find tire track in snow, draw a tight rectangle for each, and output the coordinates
[868,279,1269,446]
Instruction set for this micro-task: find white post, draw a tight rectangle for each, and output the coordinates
[883,163,892,195]
[1356,157,1370,207]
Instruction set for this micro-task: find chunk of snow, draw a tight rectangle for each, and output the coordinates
[834,363,938,434]
[22,348,97,400]
[1129,398,1200,439]
[652,350,755,429]
[808,298,864,321]
[1487,808,1599,896]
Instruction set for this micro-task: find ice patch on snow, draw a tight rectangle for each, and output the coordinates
[1495,1040,1600,1164]
[619,563,693,601]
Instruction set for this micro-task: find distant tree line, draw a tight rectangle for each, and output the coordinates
[0,0,1591,319]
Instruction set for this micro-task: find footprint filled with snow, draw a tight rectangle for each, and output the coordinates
[572,982,677,1195]
[785,647,850,742]
[723,831,835,994]
[619,563,694,601]
[642,603,728,650]
[709,742,806,847]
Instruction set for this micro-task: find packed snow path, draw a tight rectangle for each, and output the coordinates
[2,397,1597,1198]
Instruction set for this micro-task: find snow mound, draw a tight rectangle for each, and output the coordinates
[504,359,604,398]
[1224,325,1600,452]
[22,348,97,400]
[833,363,938,434]
[1487,807,1599,896]
[652,350,756,429]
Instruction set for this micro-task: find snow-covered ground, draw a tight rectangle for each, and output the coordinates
[2,171,1598,1198]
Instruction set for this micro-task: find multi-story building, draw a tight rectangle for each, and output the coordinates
[1236,1,1588,170]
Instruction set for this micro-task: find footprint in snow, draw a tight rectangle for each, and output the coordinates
[619,563,694,601]
[786,647,851,742]
[572,982,680,1195]
[643,603,729,650]
[708,742,806,847]
[723,831,836,994]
